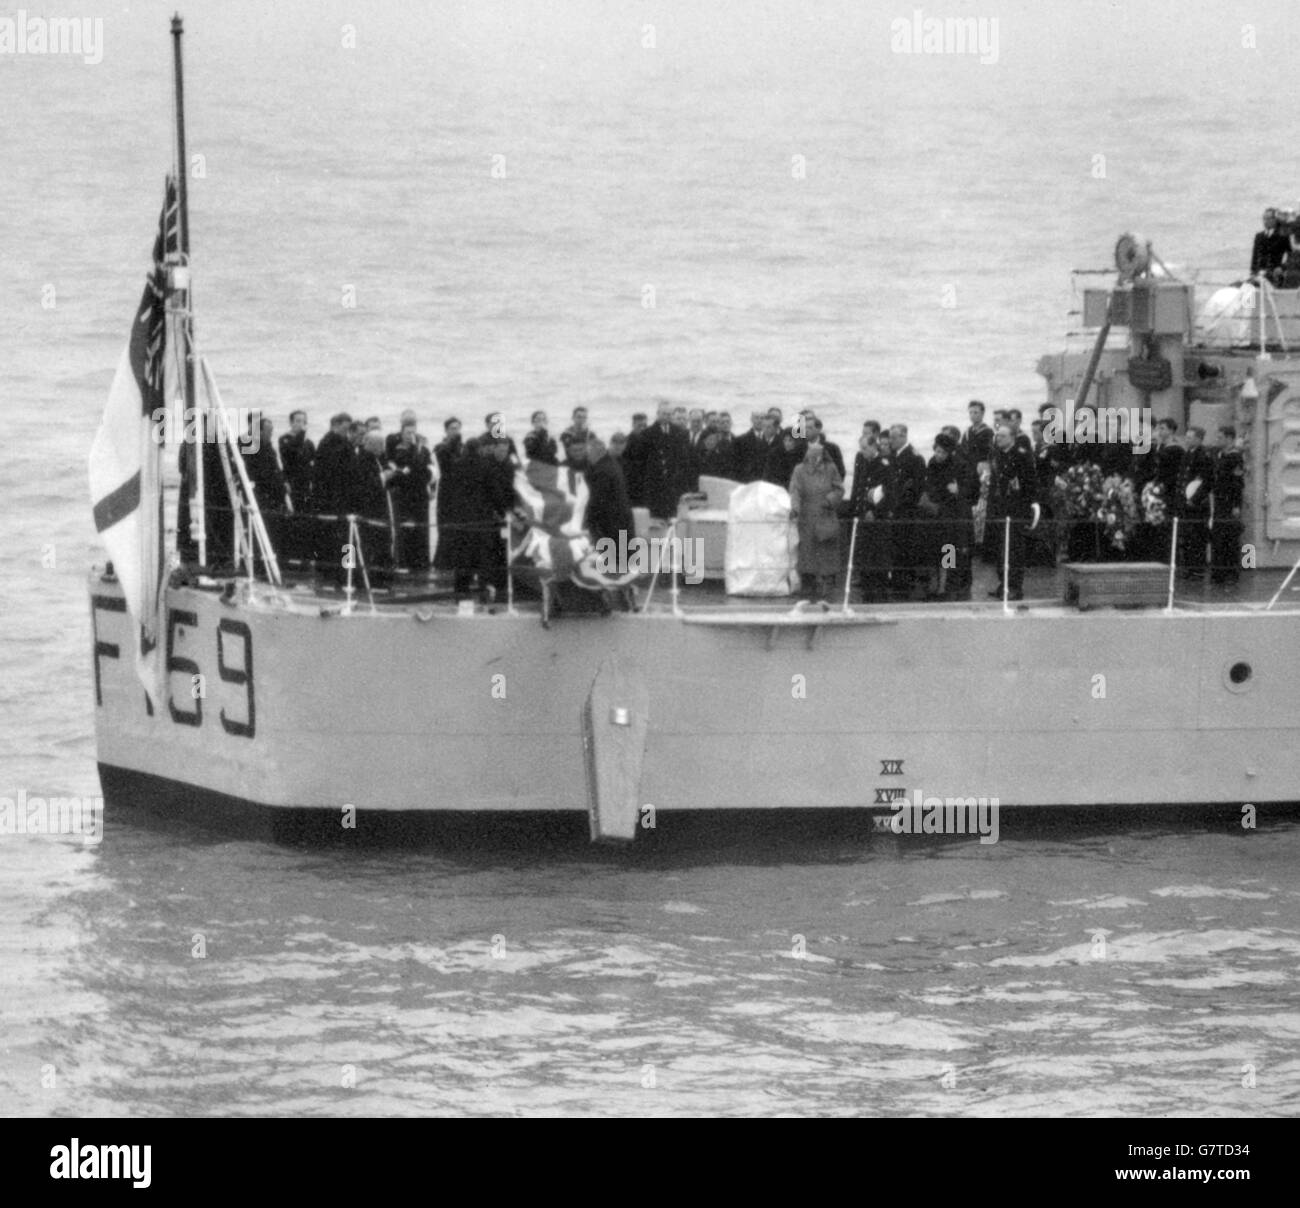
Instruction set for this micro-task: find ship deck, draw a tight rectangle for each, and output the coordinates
[177,557,1300,619]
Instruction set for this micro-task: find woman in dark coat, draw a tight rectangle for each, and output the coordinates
[923,433,974,600]
[788,439,844,601]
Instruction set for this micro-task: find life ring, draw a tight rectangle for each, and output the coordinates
[1114,233,1150,280]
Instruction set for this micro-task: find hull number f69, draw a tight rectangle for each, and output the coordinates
[92,597,255,739]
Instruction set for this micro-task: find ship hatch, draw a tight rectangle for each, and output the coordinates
[1265,375,1300,540]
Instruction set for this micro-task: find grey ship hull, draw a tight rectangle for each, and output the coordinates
[89,573,1300,836]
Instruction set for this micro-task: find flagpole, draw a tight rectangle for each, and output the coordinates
[171,14,203,563]
[171,15,189,257]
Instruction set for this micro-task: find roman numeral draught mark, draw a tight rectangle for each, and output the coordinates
[880,759,904,776]
[874,787,907,804]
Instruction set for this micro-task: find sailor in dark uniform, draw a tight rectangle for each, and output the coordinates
[960,400,993,470]
[384,409,418,460]
[1210,426,1245,585]
[621,424,646,507]
[847,434,893,602]
[240,416,288,573]
[696,428,737,480]
[760,411,807,491]
[433,418,483,596]
[1139,418,1184,492]
[581,434,637,610]
[1033,419,1067,488]
[388,418,434,573]
[1175,425,1214,579]
[584,435,634,548]
[757,413,785,486]
[480,412,521,467]
[276,411,313,565]
[631,401,691,521]
[1028,419,1065,567]
[712,414,738,480]
[242,417,288,514]
[951,435,982,597]
[559,407,591,461]
[1145,418,1186,562]
[279,410,315,513]
[986,423,1039,600]
[684,409,708,491]
[476,434,517,600]
[1006,409,1033,455]
[887,424,927,598]
[957,438,983,592]
[1251,208,1290,283]
[732,411,766,483]
[309,411,355,577]
[977,405,1029,561]
[523,411,559,466]
[349,431,399,583]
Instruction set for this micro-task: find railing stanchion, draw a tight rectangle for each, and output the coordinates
[353,516,376,613]
[842,517,859,613]
[669,518,682,617]
[505,521,517,616]
[344,515,357,614]
[1262,277,1286,355]
[1002,516,1012,614]
[1166,517,1179,612]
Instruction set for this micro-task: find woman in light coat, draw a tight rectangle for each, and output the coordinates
[788,438,844,600]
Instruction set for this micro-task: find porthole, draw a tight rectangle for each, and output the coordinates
[1224,660,1254,693]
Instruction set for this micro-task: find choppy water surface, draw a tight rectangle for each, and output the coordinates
[2,1,1299,1116]
[4,817,1298,1116]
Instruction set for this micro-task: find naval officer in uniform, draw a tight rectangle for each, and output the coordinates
[1176,425,1215,579]
[886,424,927,599]
[986,423,1039,601]
[1211,426,1245,585]
[631,401,691,521]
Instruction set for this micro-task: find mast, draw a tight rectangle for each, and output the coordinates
[170,14,190,263]
[168,14,273,580]
[171,14,205,563]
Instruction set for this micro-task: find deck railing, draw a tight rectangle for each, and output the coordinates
[172,502,1247,612]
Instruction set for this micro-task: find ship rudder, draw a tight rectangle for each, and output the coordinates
[583,655,649,842]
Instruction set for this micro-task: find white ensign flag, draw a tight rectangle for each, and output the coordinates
[88,176,177,697]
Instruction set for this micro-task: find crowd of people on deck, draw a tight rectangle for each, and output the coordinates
[234,409,438,585]
[945,402,1246,601]
[220,397,1248,603]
